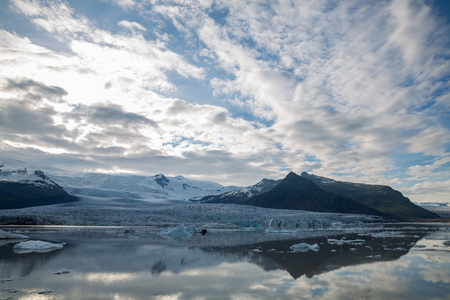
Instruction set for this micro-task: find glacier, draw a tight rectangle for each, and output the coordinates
[0,194,383,230]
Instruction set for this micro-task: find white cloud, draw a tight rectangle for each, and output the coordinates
[118,20,146,32]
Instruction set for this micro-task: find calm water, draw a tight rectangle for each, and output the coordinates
[0,224,449,300]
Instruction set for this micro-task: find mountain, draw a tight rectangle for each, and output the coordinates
[300,172,440,221]
[198,172,383,217]
[193,178,281,203]
[49,173,239,201]
[0,170,77,209]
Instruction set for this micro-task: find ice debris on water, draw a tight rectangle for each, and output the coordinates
[252,248,263,253]
[0,230,28,239]
[290,243,320,252]
[371,231,406,238]
[13,240,63,254]
[327,238,365,245]
[159,224,199,236]
[265,229,297,234]
[332,222,344,229]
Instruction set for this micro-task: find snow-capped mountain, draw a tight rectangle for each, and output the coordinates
[194,178,281,203]
[0,168,77,209]
[198,172,382,217]
[49,172,239,201]
[0,159,240,202]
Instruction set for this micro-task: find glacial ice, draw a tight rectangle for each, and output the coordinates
[0,229,29,239]
[159,224,198,236]
[0,198,383,229]
[371,232,407,238]
[327,238,366,245]
[290,243,320,252]
[13,240,64,254]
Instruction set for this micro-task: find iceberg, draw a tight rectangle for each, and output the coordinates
[327,238,365,245]
[0,229,29,239]
[159,224,198,236]
[290,243,320,252]
[13,240,63,254]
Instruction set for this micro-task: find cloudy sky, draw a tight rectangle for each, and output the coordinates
[0,0,449,202]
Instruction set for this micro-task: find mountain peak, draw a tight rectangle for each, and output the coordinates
[34,170,49,180]
[154,174,170,188]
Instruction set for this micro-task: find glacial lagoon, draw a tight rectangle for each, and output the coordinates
[0,224,449,299]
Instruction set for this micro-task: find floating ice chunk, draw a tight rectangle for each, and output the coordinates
[290,243,320,252]
[54,270,70,275]
[266,229,297,234]
[367,255,381,258]
[159,224,197,236]
[371,232,406,238]
[13,240,63,254]
[0,230,28,239]
[332,222,344,229]
[252,248,263,253]
[327,238,365,245]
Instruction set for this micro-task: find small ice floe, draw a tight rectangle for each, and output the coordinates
[0,229,29,240]
[266,229,297,234]
[54,270,70,275]
[349,248,357,251]
[414,244,426,248]
[290,243,320,252]
[252,248,263,253]
[327,238,365,246]
[367,255,382,258]
[0,278,12,282]
[37,290,52,294]
[13,240,63,254]
[371,231,406,238]
[332,222,344,229]
[159,224,199,237]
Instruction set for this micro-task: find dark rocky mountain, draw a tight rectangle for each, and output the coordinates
[195,178,281,203]
[300,172,440,221]
[0,170,77,209]
[199,172,382,217]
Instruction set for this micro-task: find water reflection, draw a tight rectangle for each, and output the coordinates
[0,225,449,299]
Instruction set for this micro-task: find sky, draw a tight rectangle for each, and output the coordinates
[0,0,449,203]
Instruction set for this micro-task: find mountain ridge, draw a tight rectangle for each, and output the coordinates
[198,172,383,217]
[300,172,440,221]
[0,170,78,209]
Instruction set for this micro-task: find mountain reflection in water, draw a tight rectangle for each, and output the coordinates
[0,225,449,300]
